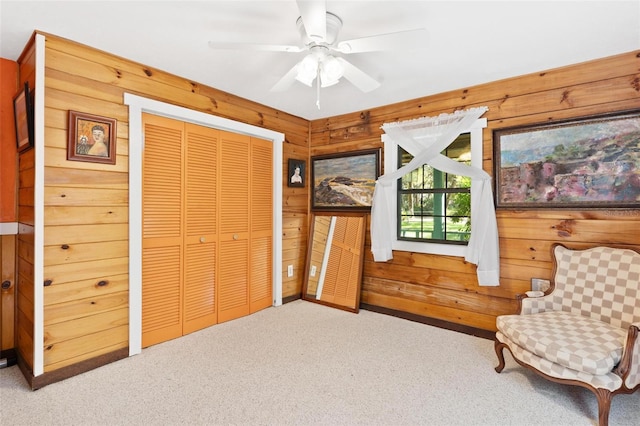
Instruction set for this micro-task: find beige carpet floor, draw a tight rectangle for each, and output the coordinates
[1,299,638,425]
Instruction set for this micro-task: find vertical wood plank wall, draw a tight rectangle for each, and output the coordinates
[310,50,640,332]
[10,29,639,377]
[20,32,309,373]
[15,41,36,369]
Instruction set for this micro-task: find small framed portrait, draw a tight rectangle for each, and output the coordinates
[67,111,117,164]
[13,82,34,153]
[288,158,305,187]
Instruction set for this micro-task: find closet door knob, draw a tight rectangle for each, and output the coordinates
[200,237,205,243]
[233,234,239,240]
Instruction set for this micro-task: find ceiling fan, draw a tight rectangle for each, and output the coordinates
[208,0,428,107]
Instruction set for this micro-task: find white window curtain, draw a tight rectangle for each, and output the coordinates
[371,106,500,286]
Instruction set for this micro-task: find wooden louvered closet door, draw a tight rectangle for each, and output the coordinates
[183,123,218,334]
[218,131,251,323]
[249,137,273,313]
[218,132,273,323]
[142,116,273,343]
[141,115,185,347]
[141,115,219,347]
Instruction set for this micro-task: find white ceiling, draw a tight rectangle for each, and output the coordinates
[1,1,639,120]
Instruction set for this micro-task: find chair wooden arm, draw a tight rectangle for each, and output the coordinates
[614,323,640,391]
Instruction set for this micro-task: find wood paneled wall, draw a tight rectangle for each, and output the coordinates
[15,40,36,369]
[310,50,640,332]
[21,31,310,373]
[11,28,639,378]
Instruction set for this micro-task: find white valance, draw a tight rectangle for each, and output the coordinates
[371,106,500,286]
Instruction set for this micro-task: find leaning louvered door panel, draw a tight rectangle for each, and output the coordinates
[141,114,184,347]
[321,233,340,300]
[321,216,363,306]
[339,217,364,305]
[218,131,250,323]
[183,124,218,334]
[249,137,273,313]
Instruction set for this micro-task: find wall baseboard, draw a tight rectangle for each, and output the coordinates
[0,348,17,368]
[360,303,495,340]
[282,294,301,304]
[17,347,129,390]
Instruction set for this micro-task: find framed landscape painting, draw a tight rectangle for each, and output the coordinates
[494,110,640,208]
[311,149,380,211]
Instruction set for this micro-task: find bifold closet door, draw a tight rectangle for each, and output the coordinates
[141,116,219,346]
[249,137,273,313]
[141,115,185,347]
[183,123,218,334]
[218,131,251,323]
[217,133,273,323]
[141,115,272,340]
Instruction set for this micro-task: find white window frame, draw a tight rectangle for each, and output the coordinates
[382,118,487,257]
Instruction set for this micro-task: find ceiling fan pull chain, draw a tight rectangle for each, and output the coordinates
[316,64,321,109]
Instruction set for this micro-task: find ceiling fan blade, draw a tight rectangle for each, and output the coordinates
[336,57,380,93]
[296,0,326,41]
[270,62,301,92]
[208,41,304,53]
[335,28,428,54]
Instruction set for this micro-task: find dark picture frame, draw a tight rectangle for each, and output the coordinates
[494,110,640,209]
[67,110,117,164]
[13,82,34,153]
[311,148,380,211]
[288,158,306,187]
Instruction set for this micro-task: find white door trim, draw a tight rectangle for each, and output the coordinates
[124,94,284,356]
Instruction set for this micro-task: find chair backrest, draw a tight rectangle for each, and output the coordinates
[551,244,640,329]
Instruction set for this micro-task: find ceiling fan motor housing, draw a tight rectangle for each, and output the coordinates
[296,12,343,46]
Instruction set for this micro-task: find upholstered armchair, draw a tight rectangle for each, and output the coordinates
[494,244,640,426]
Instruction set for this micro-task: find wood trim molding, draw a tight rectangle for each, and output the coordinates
[360,303,495,340]
[18,347,129,390]
[282,294,302,304]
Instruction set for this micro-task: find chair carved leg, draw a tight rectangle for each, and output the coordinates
[594,388,612,426]
[494,340,506,373]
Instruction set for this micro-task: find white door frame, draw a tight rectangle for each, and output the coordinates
[124,94,284,356]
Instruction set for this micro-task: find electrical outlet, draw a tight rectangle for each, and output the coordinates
[287,265,294,277]
[531,278,551,292]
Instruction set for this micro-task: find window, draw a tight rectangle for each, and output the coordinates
[382,118,486,257]
[397,133,471,245]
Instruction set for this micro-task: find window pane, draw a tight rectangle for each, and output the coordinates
[447,173,471,189]
[446,191,471,219]
[397,133,471,245]
[400,193,434,216]
[445,216,470,242]
[422,164,434,187]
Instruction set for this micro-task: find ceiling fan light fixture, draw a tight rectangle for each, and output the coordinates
[319,55,344,87]
[323,55,344,79]
[320,75,339,88]
[295,54,319,86]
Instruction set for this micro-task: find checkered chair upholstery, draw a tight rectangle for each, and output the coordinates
[494,244,640,426]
